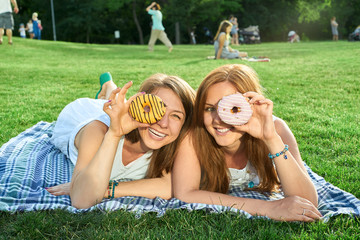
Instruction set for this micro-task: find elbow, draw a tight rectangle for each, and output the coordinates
[70,194,101,209]
[162,192,172,200]
[173,188,193,202]
[70,184,104,209]
[71,197,92,209]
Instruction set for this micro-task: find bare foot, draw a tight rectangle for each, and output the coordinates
[168,47,173,53]
[239,52,248,58]
[97,81,117,100]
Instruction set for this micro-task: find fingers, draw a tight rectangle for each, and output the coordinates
[127,91,145,105]
[103,81,133,113]
[103,99,113,113]
[295,198,322,222]
[243,92,265,104]
[301,208,322,221]
[274,196,323,222]
[108,87,122,102]
[298,197,322,217]
[116,81,133,103]
[243,92,273,112]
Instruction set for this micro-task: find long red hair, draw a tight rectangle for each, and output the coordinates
[193,64,280,193]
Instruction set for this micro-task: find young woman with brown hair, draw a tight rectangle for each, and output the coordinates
[47,73,195,209]
[172,64,322,222]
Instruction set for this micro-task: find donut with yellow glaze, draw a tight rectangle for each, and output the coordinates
[217,93,252,125]
[129,94,166,124]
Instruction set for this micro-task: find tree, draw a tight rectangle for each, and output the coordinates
[297,0,331,23]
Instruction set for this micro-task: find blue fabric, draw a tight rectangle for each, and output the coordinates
[32,20,41,40]
[1,121,359,222]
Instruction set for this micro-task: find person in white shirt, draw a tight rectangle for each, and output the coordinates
[18,23,25,38]
[0,0,19,45]
[47,73,195,209]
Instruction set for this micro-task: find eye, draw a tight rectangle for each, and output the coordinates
[205,107,216,112]
[171,114,182,120]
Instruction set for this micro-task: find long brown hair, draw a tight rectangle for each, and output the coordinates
[193,64,280,193]
[125,73,196,178]
[214,20,232,41]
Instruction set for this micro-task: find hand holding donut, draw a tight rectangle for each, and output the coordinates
[232,92,278,142]
[103,81,150,138]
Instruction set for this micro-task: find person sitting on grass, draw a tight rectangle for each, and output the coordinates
[47,73,195,209]
[172,64,322,222]
[214,20,248,60]
[288,31,300,43]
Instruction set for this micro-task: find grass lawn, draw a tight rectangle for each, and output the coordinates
[0,37,359,239]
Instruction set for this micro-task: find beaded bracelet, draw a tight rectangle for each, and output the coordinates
[107,181,112,199]
[111,181,119,199]
[108,180,119,199]
[268,144,289,160]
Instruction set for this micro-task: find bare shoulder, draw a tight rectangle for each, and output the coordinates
[178,131,195,150]
[75,120,108,149]
[218,33,226,41]
[274,118,292,136]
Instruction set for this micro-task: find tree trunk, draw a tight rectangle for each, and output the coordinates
[86,25,90,43]
[133,0,144,44]
[175,22,180,44]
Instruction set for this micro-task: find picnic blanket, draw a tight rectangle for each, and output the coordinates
[1,121,359,222]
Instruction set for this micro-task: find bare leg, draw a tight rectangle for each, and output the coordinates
[6,29,13,44]
[234,33,239,45]
[0,28,4,43]
[239,52,248,58]
[97,80,117,100]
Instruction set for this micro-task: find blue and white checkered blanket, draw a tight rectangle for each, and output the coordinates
[1,121,359,221]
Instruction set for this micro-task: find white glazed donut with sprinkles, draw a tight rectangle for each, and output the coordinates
[217,93,253,126]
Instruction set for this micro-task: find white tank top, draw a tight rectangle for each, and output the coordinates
[228,115,279,188]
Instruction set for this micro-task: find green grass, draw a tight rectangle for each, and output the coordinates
[1,37,360,239]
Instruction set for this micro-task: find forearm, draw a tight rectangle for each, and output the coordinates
[108,175,172,200]
[216,49,222,59]
[11,0,18,8]
[265,136,318,206]
[178,189,270,216]
[70,131,120,208]
[146,2,155,11]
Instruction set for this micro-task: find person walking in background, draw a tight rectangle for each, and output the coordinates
[331,17,338,41]
[26,19,34,39]
[18,23,26,38]
[32,12,41,40]
[0,0,19,45]
[146,2,173,52]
